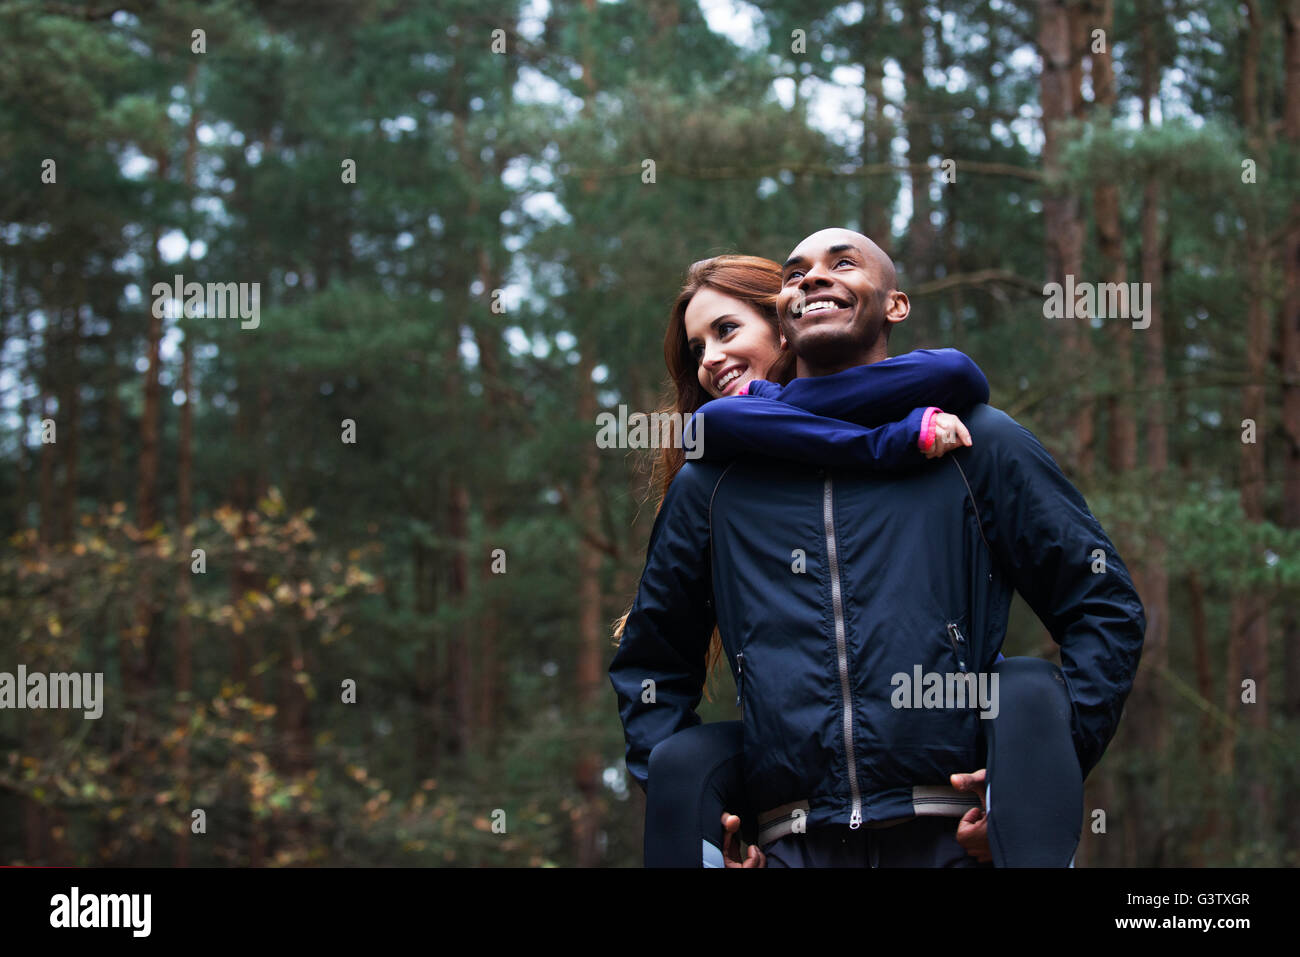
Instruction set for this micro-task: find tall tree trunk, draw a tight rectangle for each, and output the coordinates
[37,269,63,547]
[132,206,168,701]
[38,393,56,548]
[1088,0,1169,865]
[174,61,200,867]
[13,305,32,532]
[228,370,264,866]
[934,14,967,340]
[106,321,124,507]
[901,0,937,282]
[473,249,504,749]
[1278,0,1300,858]
[1092,0,1154,862]
[414,533,442,776]
[58,304,82,544]
[176,319,194,867]
[137,233,164,534]
[1039,0,1093,475]
[446,479,474,756]
[860,3,893,244]
[440,19,480,766]
[574,346,604,868]
[1093,1,1136,474]
[1188,571,1215,864]
[571,0,606,867]
[1231,0,1273,850]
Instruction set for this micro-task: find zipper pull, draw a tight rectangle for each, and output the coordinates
[850,808,862,829]
[735,652,744,708]
[947,623,968,673]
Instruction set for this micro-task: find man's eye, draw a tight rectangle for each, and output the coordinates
[787,270,803,281]
[836,259,852,267]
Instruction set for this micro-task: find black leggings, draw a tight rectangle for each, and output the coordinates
[643,657,1082,867]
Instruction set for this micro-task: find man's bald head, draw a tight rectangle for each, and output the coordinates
[775,227,910,376]
[782,228,898,294]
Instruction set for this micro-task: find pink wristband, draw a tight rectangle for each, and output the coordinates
[919,407,942,451]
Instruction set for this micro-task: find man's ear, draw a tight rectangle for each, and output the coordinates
[885,290,910,325]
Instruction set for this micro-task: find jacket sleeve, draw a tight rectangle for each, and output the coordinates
[970,407,1146,778]
[608,465,716,794]
[760,348,989,426]
[689,397,934,471]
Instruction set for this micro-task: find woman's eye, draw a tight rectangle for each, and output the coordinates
[719,322,737,336]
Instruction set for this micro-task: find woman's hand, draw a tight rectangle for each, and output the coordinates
[924,412,973,459]
[720,812,766,867]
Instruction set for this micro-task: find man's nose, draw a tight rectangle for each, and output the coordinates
[800,261,833,287]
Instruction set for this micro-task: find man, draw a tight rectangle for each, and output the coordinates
[610,228,1145,867]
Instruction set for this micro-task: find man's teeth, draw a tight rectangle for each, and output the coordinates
[717,369,743,388]
[803,300,842,314]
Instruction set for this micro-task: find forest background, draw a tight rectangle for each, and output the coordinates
[1,0,1296,867]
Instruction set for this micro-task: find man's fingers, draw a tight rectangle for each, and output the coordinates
[721,812,753,867]
[950,769,988,790]
[720,815,737,863]
[952,769,989,810]
[957,815,993,862]
[719,813,766,868]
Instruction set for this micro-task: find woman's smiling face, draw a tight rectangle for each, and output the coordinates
[683,286,782,399]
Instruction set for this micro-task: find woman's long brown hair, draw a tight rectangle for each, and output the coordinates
[611,255,795,701]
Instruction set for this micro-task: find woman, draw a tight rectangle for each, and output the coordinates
[613,255,1001,867]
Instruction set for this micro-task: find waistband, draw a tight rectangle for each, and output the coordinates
[756,786,981,846]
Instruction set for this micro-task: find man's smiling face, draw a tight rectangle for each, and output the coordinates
[776,228,908,375]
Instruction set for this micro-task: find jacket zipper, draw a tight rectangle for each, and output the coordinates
[946,622,968,673]
[735,651,745,708]
[823,476,862,829]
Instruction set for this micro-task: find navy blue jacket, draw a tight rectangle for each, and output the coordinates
[609,352,1145,832]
